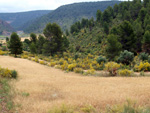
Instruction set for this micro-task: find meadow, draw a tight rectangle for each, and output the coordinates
[0,55,150,113]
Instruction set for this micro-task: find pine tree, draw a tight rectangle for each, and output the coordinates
[106,34,122,60]
[8,32,23,57]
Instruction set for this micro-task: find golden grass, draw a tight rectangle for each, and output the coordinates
[0,56,150,113]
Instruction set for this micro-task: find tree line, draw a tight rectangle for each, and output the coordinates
[8,23,69,57]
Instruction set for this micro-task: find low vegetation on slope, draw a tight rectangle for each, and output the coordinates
[0,19,14,35]
[0,10,52,30]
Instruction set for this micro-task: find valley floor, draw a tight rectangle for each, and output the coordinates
[0,56,150,113]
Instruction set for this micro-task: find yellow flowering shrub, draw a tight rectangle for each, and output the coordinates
[68,58,73,64]
[104,62,121,76]
[34,57,39,63]
[88,54,94,58]
[61,61,68,70]
[39,61,46,65]
[86,69,96,75]
[74,68,83,73]
[0,67,17,78]
[55,65,61,69]
[32,58,35,61]
[21,54,28,59]
[0,50,7,55]
[49,62,57,67]
[117,69,134,76]
[134,62,150,72]
[58,58,65,65]
[68,64,76,71]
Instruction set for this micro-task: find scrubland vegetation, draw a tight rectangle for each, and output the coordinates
[1,0,150,112]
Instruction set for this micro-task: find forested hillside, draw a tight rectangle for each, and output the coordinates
[24,1,121,33]
[0,19,14,35]
[68,0,150,60]
[0,10,52,30]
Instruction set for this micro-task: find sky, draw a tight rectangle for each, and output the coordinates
[0,0,123,13]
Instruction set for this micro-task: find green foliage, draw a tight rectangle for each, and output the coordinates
[142,31,150,53]
[96,10,102,22]
[0,19,14,34]
[104,62,120,76]
[0,67,18,79]
[118,50,134,65]
[102,9,111,23]
[30,33,37,43]
[0,79,14,112]
[107,100,150,113]
[36,35,45,54]
[30,42,37,54]
[118,21,137,53]
[6,37,9,42]
[96,55,107,64]
[43,23,65,55]
[8,32,23,57]
[106,34,122,60]
[139,52,149,61]
[0,10,51,30]
[103,22,109,34]
[11,70,18,79]
[24,1,121,33]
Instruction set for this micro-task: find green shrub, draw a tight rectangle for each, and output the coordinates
[118,50,134,65]
[0,67,17,79]
[96,55,107,64]
[106,100,150,113]
[11,70,18,79]
[139,52,149,61]
[148,56,150,63]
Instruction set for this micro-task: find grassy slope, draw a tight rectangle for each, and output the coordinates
[0,56,150,112]
[0,78,14,113]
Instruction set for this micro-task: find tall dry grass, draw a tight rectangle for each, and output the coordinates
[0,56,150,113]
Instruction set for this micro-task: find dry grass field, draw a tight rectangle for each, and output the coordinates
[0,56,150,113]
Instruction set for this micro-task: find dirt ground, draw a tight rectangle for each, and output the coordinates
[0,56,150,113]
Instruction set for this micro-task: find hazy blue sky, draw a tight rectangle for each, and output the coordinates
[0,0,124,13]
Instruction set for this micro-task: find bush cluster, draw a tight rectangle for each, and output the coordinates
[0,67,17,79]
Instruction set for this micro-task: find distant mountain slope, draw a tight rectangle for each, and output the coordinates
[0,19,14,35]
[0,10,52,30]
[24,1,121,33]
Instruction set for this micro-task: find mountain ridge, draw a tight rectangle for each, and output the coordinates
[24,1,121,33]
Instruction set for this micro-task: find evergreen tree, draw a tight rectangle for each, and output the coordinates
[36,35,45,54]
[133,22,143,52]
[104,22,109,34]
[142,31,150,53]
[106,34,122,60]
[118,21,137,53]
[143,0,149,7]
[96,10,102,22]
[43,23,64,55]
[65,29,69,36]
[8,32,23,57]
[102,9,111,23]
[6,37,9,42]
[138,7,147,24]
[30,42,37,54]
[30,33,37,43]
